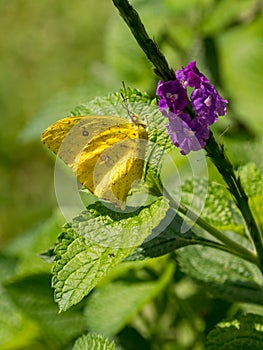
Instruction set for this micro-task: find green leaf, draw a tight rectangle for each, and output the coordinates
[52,197,170,311]
[71,87,151,117]
[5,274,87,346]
[206,313,263,350]
[178,244,263,305]
[238,162,263,198]
[84,262,174,336]
[238,163,263,230]
[180,178,244,233]
[73,333,115,350]
[126,210,202,261]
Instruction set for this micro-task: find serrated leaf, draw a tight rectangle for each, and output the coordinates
[52,197,170,311]
[126,209,202,261]
[84,262,174,336]
[238,163,263,231]
[178,244,263,304]
[71,87,152,117]
[73,333,115,350]
[238,163,263,198]
[206,313,263,350]
[70,197,170,248]
[180,178,244,233]
[5,274,86,346]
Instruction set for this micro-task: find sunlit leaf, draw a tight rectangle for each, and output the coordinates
[52,197,170,311]
[73,333,115,350]
[206,313,263,350]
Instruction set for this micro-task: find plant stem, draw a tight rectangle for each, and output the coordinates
[205,132,263,269]
[112,0,175,81]
[185,236,258,265]
[165,189,259,267]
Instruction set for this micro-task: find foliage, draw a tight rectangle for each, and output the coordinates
[1,0,263,349]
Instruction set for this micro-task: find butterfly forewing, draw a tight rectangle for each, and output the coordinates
[41,115,148,209]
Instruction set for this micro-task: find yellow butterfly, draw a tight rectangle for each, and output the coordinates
[41,114,148,209]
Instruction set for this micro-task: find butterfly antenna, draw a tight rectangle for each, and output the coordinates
[121,81,143,125]
[121,81,133,119]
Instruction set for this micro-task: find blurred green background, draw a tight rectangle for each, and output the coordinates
[0,0,115,245]
[1,0,263,243]
[1,1,263,349]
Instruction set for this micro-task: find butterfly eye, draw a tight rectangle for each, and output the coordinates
[82,130,89,136]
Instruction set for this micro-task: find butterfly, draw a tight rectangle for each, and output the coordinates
[41,114,148,210]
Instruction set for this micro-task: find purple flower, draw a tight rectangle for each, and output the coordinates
[176,61,209,88]
[156,61,228,154]
[156,80,188,114]
[190,83,228,124]
[166,112,210,155]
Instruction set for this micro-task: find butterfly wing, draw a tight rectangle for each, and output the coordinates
[41,115,148,209]
[41,115,127,167]
[76,122,148,209]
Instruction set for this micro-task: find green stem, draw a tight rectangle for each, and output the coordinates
[181,236,258,266]
[165,189,259,267]
[205,132,263,269]
[112,0,174,81]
